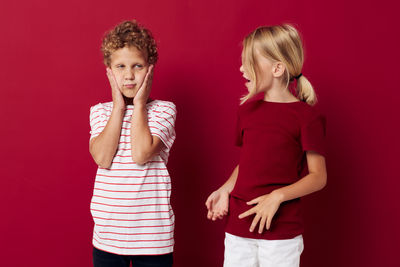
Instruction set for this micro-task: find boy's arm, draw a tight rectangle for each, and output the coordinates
[89,107,124,168]
[131,103,164,165]
[89,68,126,169]
[130,65,164,165]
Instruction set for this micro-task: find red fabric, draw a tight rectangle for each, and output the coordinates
[226,99,326,239]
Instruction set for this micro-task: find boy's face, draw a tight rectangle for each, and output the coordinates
[109,46,149,99]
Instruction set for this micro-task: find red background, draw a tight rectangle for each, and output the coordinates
[1,0,399,266]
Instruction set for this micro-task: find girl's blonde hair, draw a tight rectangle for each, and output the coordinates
[241,24,317,105]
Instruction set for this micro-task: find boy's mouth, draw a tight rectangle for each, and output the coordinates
[124,84,136,88]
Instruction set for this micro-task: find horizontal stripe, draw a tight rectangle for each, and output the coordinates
[99,230,174,236]
[93,195,169,200]
[92,202,170,208]
[93,236,174,250]
[93,214,174,222]
[111,161,164,164]
[94,188,171,193]
[94,232,173,243]
[91,209,170,215]
[95,181,170,186]
[95,223,174,229]
[99,167,167,171]
[96,174,169,179]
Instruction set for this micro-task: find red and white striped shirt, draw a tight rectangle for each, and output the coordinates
[89,100,177,255]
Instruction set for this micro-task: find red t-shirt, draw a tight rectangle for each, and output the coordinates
[225,99,326,240]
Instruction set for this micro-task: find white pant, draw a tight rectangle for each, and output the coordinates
[224,233,304,267]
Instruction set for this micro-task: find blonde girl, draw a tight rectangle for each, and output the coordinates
[206,24,327,267]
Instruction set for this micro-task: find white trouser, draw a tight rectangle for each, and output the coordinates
[224,232,304,267]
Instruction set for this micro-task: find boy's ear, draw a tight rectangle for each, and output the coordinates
[272,62,285,78]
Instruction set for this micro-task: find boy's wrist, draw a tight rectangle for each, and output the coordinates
[112,104,126,113]
[133,102,147,110]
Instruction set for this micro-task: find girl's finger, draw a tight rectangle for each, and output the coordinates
[249,214,261,232]
[266,215,273,230]
[207,210,213,220]
[238,207,255,219]
[258,215,267,234]
[246,197,259,205]
[205,197,212,209]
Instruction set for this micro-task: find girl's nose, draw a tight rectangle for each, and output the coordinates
[239,65,244,73]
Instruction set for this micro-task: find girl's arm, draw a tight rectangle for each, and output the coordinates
[89,69,126,169]
[239,151,326,233]
[274,151,327,202]
[130,65,164,165]
[206,164,239,220]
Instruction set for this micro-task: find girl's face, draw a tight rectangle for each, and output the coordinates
[240,45,276,93]
[109,46,149,98]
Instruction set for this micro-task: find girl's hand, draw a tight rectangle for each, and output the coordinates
[106,68,125,109]
[134,65,154,106]
[238,191,283,234]
[205,189,229,221]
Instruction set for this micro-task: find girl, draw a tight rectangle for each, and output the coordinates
[205,24,327,267]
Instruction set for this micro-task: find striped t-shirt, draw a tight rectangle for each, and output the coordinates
[89,100,176,255]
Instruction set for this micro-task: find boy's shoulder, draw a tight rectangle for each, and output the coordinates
[90,101,113,112]
[148,99,177,114]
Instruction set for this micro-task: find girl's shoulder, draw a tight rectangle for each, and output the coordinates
[294,101,326,126]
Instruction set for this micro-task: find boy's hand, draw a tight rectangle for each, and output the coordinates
[134,65,154,106]
[205,189,229,221]
[106,68,125,109]
[238,191,283,234]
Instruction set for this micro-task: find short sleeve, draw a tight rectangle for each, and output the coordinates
[301,114,327,157]
[235,111,243,147]
[148,102,177,151]
[89,103,108,141]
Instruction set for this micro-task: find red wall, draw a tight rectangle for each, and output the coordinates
[1,0,399,266]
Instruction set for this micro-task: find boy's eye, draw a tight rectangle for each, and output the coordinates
[116,65,124,68]
[135,64,143,69]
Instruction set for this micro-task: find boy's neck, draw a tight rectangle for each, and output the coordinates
[122,96,153,106]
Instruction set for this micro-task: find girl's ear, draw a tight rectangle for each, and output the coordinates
[272,62,285,78]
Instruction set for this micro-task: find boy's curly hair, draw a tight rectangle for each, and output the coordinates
[101,20,158,66]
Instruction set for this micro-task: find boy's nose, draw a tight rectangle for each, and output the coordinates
[125,70,135,80]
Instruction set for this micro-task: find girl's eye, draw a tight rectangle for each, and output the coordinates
[135,64,143,69]
[116,65,124,69]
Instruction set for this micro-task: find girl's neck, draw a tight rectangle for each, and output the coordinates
[262,84,298,103]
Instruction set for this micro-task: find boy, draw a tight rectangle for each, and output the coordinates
[89,20,176,267]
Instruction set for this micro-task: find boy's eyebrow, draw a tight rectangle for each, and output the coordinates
[113,61,146,66]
